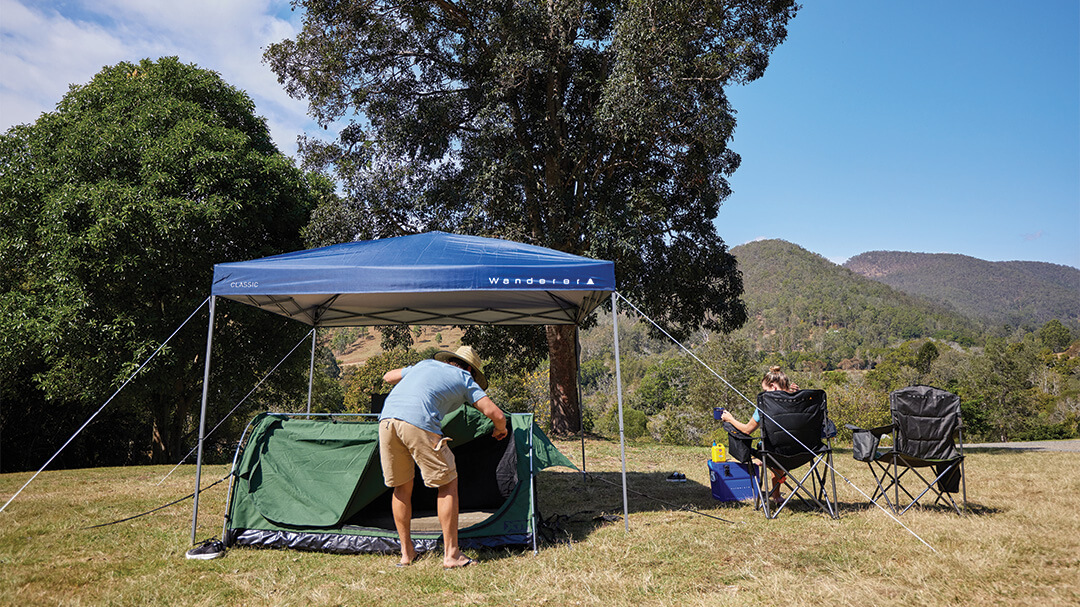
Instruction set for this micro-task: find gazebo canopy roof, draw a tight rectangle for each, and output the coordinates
[211,232,616,327]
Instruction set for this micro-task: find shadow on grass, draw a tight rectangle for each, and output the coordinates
[524,469,746,547]
[472,468,1003,562]
[835,499,1000,516]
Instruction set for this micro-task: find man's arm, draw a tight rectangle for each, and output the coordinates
[473,396,508,440]
[383,368,404,385]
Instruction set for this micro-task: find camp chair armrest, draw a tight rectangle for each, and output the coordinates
[845,423,894,436]
[722,421,754,439]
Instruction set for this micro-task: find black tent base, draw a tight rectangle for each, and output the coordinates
[227,527,534,555]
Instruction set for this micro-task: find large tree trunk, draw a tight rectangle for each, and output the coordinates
[547,324,580,437]
[149,382,193,464]
[151,418,167,464]
[150,390,173,464]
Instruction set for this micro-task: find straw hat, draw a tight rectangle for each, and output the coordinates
[434,345,488,390]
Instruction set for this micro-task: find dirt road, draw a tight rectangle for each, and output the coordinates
[966,439,1080,452]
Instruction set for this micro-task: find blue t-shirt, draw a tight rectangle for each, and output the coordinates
[379,359,488,435]
[752,409,760,423]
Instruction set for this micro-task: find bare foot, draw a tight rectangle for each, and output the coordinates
[443,549,477,569]
[443,556,478,569]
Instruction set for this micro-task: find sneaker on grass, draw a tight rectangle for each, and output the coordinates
[185,538,225,560]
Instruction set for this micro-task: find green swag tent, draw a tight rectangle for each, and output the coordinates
[225,408,574,553]
[198,232,617,554]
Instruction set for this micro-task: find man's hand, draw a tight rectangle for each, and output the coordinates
[492,425,508,441]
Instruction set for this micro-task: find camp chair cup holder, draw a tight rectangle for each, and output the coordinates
[721,421,755,465]
[846,423,893,462]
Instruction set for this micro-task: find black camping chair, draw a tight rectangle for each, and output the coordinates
[756,389,838,519]
[847,385,966,515]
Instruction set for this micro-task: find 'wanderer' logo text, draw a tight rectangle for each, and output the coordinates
[488,277,597,286]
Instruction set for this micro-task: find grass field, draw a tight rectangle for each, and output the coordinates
[2,438,1078,606]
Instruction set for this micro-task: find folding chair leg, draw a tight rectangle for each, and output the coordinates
[768,456,837,519]
[925,461,964,516]
[869,461,898,512]
[759,462,776,519]
[867,463,885,503]
[877,459,965,516]
[829,451,838,518]
[804,461,838,519]
[872,462,915,513]
[897,467,938,515]
[960,458,967,515]
[893,457,899,513]
[760,455,797,519]
[752,463,767,515]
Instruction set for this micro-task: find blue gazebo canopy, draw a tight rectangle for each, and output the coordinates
[211,232,616,327]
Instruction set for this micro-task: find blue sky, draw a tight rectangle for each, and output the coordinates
[2,0,1077,268]
[723,1,1079,268]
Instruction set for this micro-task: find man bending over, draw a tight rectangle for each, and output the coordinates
[378,346,508,569]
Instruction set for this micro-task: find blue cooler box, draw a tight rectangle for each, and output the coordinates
[708,460,757,502]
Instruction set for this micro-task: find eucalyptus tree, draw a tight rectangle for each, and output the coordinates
[266,0,797,434]
[0,57,323,469]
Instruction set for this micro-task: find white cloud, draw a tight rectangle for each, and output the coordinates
[0,0,316,156]
[0,0,129,128]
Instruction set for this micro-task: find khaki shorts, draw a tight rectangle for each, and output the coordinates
[379,418,457,488]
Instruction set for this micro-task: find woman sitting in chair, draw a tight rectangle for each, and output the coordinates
[720,366,798,504]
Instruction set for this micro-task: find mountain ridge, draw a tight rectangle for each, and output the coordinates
[842,250,1079,327]
[729,239,985,366]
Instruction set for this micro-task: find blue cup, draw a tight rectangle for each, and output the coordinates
[713,407,725,420]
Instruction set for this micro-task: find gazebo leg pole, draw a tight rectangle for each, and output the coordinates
[306,328,316,414]
[576,326,587,482]
[612,293,629,532]
[191,296,216,546]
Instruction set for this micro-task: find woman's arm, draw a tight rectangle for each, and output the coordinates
[721,410,759,435]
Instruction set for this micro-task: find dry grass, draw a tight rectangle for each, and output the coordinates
[2,439,1078,606]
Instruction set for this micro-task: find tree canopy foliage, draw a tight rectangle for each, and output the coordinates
[265,0,798,432]
[0,57,323,471]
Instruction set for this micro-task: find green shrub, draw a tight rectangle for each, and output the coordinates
[599,405,648,439]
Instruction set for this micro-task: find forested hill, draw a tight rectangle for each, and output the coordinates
[844,251,1080,328]
[730,240,984,366]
